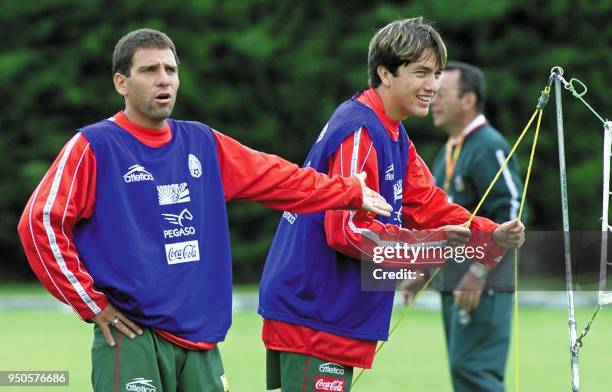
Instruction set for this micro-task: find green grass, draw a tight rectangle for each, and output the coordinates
[1,299,612,390]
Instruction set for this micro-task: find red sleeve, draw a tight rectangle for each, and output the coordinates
[324,128,448,268]
[213,130,363,214]
[17,133,108,320]
[402,140,505,266]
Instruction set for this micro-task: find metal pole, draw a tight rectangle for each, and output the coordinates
[554,75,580,391]
[600,122,612,305]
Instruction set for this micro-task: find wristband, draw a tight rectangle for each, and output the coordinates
[469,263,489,279]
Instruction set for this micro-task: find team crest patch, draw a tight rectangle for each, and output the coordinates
[188,154,202,178]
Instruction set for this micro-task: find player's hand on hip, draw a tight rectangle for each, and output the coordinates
[355,172,392,217]
[90,302,143,346]
[492,219,525,248]
[441,225,471,247]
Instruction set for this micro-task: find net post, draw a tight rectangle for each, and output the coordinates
[554,76,580,391]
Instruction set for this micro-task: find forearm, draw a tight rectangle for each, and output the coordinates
[214,130,362,213]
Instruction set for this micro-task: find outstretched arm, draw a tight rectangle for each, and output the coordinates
[214,130,390,215]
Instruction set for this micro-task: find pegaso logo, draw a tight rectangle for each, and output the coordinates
[162,208,196,239]
[319,362,345,375]
[123,165,154,183]
[125,378,156,392]
[165,240,200,265]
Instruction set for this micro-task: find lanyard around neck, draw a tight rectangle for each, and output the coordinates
[444,132,468,190]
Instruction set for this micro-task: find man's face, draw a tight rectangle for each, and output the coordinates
[115,47,179,129]
[430,69,465,132]
[384,48,440,120]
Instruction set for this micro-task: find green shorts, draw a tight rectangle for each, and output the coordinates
[266,350,353,392]
[91,325,229,391]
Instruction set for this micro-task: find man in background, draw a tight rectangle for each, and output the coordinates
[403,61,522,391]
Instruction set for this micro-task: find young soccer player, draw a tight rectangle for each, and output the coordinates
[259,18,525,391]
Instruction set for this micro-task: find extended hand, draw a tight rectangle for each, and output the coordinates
[442,224,471,247]
[90,302,143,346]
[493,219,525,248]
[355,172,392,217]
[454,269,485,312]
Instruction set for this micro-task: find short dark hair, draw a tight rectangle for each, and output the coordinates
[444,61,486,113]
[367,17,447,87]
[112,28,179,76]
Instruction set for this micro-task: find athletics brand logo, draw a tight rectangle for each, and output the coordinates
[318,362,345,375]
[165,240,199,264]
[188,154,202,178]
[125,378,156,392]
[123,165,154,183]
[162,208,196,239]
[314,376,344,392]
[157,183,190,205]
[385,164,394,181]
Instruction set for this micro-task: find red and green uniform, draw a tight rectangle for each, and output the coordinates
[18,111,366,391]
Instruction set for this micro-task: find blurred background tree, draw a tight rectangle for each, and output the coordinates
[1,0,610,282]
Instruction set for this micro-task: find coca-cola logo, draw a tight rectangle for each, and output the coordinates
[164,240,200,265]
[314,376,344,392]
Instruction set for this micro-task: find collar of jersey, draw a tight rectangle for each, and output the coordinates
[448,114,488,146]
[357,88,400,142]
[112,111,173,148]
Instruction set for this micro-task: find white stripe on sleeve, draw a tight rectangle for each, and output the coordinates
[41,133,101,315]
[495,149,520,219]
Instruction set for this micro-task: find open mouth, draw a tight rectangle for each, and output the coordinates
[155,93,172,103]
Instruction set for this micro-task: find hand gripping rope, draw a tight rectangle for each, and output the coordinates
[352,75,550,390]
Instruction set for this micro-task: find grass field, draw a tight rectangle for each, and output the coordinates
[1,295,612,391]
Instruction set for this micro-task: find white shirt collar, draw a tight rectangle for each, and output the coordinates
[449,114,488,146]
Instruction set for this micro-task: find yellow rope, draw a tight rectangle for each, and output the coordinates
[351,268,440,386]
[466,109,539,225]
[513,109,542,391]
